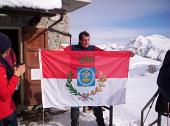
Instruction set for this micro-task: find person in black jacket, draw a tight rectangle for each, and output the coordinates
[64,31,105,126]
[155,50,170,114]
[157,50,170,101]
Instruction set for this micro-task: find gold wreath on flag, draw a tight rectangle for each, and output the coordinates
[66,71,107,101]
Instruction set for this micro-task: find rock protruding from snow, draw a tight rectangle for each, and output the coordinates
[125,35,170,61]
[129,55,161,77]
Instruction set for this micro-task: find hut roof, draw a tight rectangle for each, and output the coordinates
[0,0,62,10]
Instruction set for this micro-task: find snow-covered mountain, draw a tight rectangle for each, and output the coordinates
[125,34,170,61]
[97,35,170,61]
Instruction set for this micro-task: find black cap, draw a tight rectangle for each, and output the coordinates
[0,32,11,54]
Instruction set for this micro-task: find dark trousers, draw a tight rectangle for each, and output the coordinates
[0,112,18,126]
[71,107,105,126]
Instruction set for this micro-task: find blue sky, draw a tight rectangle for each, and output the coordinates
[70,0,170,45]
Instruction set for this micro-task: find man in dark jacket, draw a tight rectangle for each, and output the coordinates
[64,31,105,126]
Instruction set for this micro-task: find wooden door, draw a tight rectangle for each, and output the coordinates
[22,27,48,105]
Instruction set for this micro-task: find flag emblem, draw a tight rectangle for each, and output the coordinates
[77,67,95,86]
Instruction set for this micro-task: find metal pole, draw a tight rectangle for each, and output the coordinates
[109,106,113,126]
[157,113,161,126]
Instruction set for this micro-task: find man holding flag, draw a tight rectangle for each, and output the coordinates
[64,31,106,126]
[40,31,134,126]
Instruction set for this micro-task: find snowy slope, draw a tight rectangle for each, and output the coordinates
[129,55,161,77]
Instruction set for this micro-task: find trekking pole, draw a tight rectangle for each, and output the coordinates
[143,96,156,124]
[141,90,159,126]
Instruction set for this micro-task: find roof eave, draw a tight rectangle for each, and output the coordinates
[62,0,91,12]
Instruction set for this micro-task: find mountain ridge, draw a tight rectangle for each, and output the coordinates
[97,34,170,61]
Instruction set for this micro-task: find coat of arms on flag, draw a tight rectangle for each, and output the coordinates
[39,49,131,108]
[77,67,95,86]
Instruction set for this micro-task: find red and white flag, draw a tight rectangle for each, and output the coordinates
[39,49,130,108]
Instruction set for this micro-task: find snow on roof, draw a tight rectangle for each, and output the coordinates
[0,0,62,10]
